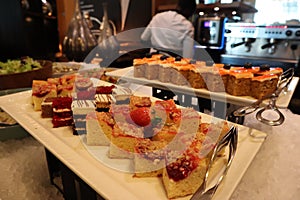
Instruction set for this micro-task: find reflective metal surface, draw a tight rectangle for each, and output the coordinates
[233,68,294,126]
[191,126,238,200]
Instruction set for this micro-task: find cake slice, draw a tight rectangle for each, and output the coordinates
[218,67,230,92]
[152,99,177,122]
[95,85,115,94]
[226,70,254,96]
[95,93,113,112]
[133,57,148,78]
[71,99,96,135]
[162,150,208,199]
[55,74,76,97]
[57,83,74,97]
[32,80,57,111]
[170,63,191,86]
[129,95,152,111]
[71,100,96,115]
[109,104,130,124]
[152,123,179,143]
[157,57,175,83]
[133,139,167,177]
[144,57,161,80]
[168,107,201,135]
[52,97,73,128]
[109,122,144,159]
[202,67,226,92]
[111,86,132,105]
[41,97,57,118]
[75,76,93,91]
[188,67,207,89]
[86,111,115,146]
[161,123,224,199]
[251,74,279,99]
[95,85,115,112]
[198,120,230,159]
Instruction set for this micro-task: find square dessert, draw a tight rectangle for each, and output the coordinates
[170,63,191,86]
[151,99,177,125]
[95,85,115,112]
[95,94,113,112]
[109,104,130,124]
[133,139,167,177]
[226,70,254,96]
[129,95,152,111]
[109,122,144,159]
[32,80,57,111]
[162,151,208,199]
[157,57,176,83]
[52,97,73,128]
[71,99,96,135]
[41,97,57,118]
[168,107,201,133]
[188,68,207,89]
[202,67,227,92]
[251,74,279,99]
[86,111,115,146]
[133,57,147,78]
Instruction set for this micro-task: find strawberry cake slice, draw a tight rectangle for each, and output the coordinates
[133,139,167,177]
[32,80,57,111]
[109,122,144,159]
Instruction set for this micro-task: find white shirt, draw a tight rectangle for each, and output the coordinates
[141,11,195,58]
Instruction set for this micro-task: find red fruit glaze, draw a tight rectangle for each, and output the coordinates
[166,153,199,182]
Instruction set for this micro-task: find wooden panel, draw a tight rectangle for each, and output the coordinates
[56,0,76,45]
[152,0,178,15]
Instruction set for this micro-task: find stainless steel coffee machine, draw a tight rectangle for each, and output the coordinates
[221,23,300,71]
[195,16,227,49]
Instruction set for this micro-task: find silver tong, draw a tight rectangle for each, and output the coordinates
[191,126,238,200]
[233,68,294,126]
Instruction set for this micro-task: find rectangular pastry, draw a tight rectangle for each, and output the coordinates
[133,139,166,177]
[109,122,144,159]
[32,80,57,111]
[251,74,279,99]
[226,70,254,96]
[86,111,115,146]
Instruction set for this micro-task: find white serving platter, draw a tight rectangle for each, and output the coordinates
[106,67,299,108]
[0,90,267,200]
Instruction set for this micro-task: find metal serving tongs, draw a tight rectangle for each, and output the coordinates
[233,68,294,126]
[191,126,238,200]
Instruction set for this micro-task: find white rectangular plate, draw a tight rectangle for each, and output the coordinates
[0,90,267,200]
[106,67,299,108]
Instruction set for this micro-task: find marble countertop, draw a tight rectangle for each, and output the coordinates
[231,108,300,200]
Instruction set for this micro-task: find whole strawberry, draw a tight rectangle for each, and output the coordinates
[129,107,151,127]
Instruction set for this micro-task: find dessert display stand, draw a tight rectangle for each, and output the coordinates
[107,67,299,124]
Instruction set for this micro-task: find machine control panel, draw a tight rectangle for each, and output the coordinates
[225,23,300,39]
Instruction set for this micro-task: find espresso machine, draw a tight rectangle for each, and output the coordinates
[221,22,300,72]
[194,15,227,63]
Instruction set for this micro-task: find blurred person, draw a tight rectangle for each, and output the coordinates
[141,0,196,58]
